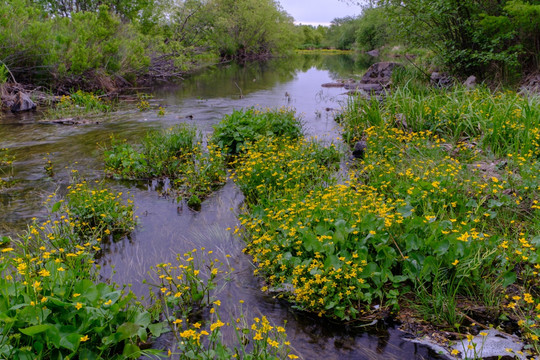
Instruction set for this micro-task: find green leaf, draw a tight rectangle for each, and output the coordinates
[20,324,52,336]
[148,322,168,338]
[117,322,140,341]
[434,239,450,256]
[51,202,62,213]
[133,311,151,328]
[502,271,516,287]
[59,333,80,351]
[122,343,141,359]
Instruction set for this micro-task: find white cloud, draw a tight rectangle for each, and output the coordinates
[279,0,361,25]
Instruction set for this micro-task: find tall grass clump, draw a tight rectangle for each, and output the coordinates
[104,124,226,206]
[342,85,540,158]
[211,107,303,155]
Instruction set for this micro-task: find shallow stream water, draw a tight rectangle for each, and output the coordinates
[0,54,444,359]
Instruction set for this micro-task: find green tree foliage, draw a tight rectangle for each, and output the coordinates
[325,16,360,50]
[31,0,156,22]
[380,0,540,77]
[207,0,297,60]
[0,1,149,86]
[321,7,393,51]
[296,25,327,49]
[355,7,391,52]
[0,0,297,89]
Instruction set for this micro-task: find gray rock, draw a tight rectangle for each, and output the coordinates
[450,329,529,359]
[431,72,453,88]
[10,91,36,112]
[464,75,477,89]
[345,83,384,92]
[394,113,408,129]
[1,95,15,109]
[361,62,402,85]
[352,140,367,159]
[367,49,380,57]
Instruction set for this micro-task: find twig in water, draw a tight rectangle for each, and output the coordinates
[234,82,244,99]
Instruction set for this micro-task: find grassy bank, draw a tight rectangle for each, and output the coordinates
[222,89,540,356]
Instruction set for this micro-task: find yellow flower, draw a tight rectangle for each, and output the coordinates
[210,320,225,332]
[213,300,221,307]
[452,259,459,266]
[1,248,14,253]
[75,302,83,310]
[288,355,299,359]
[466,334,474,342]
[73,293,81,298]
[80,335,89,342]
[450,349,459,355]
[38,269,51,277]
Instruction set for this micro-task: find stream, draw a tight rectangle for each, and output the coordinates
[0,54,445,359]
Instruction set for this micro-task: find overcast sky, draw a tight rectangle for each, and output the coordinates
[279,0,361,26]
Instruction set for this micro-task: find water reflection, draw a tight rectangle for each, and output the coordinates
[0,54,442,359]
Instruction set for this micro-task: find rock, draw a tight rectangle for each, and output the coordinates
[344,62,402,98]
[464,75,477,89]
[361,62,402,85]
[367,49,380,57]
[346,83,384,92]
[394,113,408,130]
[352,140,367,159]
[430,72,453,88]
[10,91,36,112]
[321,82,345,88]
[451,329,528,360]
[1,94,15,109]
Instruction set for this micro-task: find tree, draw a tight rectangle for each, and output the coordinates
[207,0,297,60]
[379,0,540,77]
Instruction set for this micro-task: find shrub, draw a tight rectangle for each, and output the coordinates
[211,107,303,155]
[104,125,227,204]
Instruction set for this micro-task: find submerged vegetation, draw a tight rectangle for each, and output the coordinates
[0,148,15,189]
